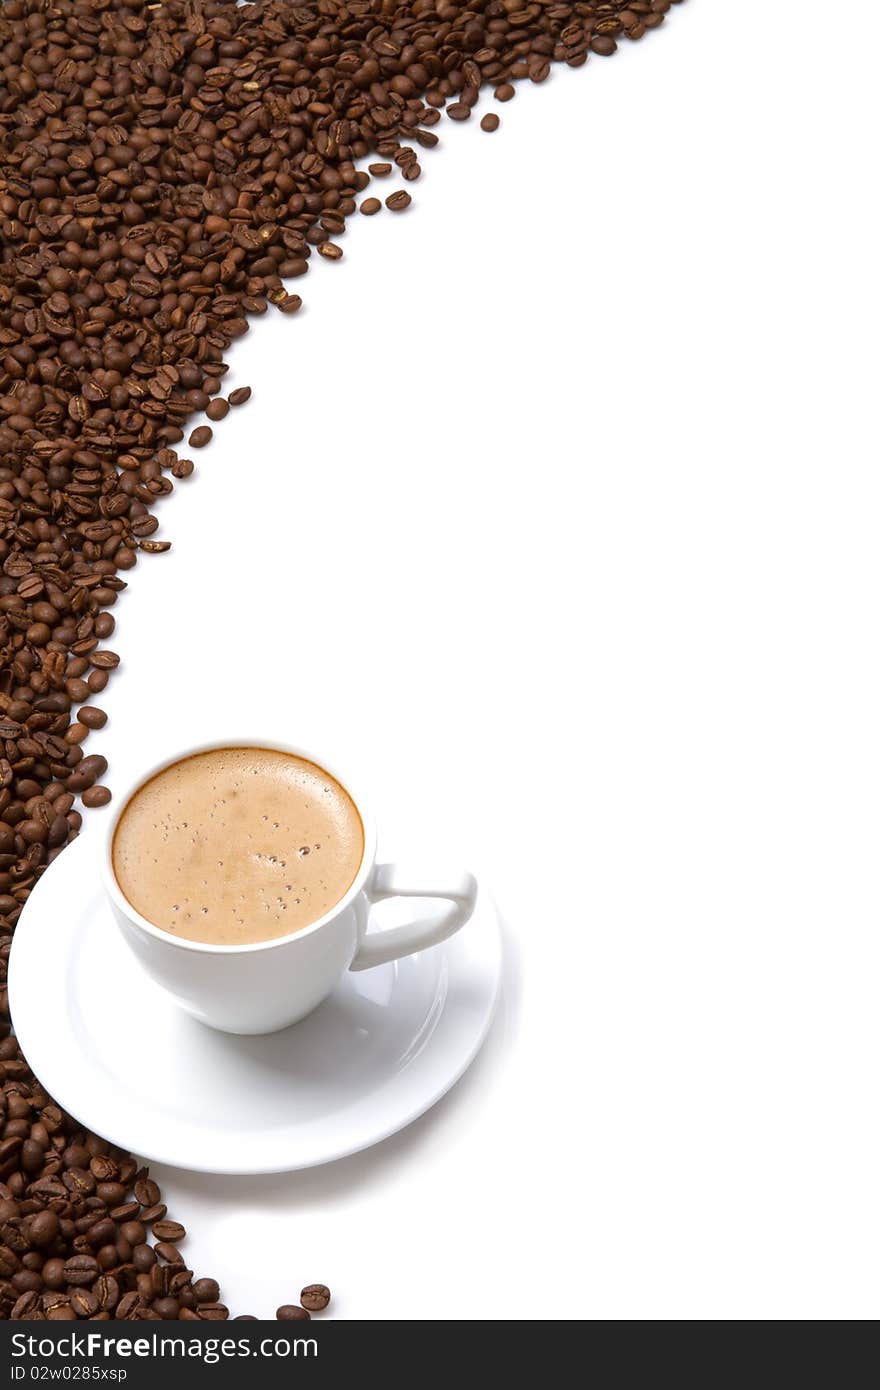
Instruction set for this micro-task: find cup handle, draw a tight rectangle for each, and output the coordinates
[349,864,478,971]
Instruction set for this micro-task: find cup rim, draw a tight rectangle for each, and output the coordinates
[101,738,377,956]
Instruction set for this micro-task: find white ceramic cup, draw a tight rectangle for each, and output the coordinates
[102,739,478,1035]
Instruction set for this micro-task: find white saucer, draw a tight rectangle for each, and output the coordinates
[9,836,501,1174]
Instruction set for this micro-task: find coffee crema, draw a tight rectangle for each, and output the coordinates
[112,748,364,945]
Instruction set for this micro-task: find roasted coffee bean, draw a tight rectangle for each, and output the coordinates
[386,192,413,212]
[155,1242,184,1267]
[300,1284,331,1312]
[481,114,501,133]
[318,244,344,261]
[189,427,213,450]
[134,1179,160,1208]
[369,163,394,176]
[198,1303,230,1321]
[206,399,230,423]
[192,1278,221,1303]
[11,1290,42,1319]
[227,388,252,407]
[77,709,107,732]
[495,83,516,101]
[63,1255,99,1287]
[152,1221,186,1244]
[41,1260,65,1292]
[70,1287,99,1317]
[29,1211,59,1249]
[132,1244,157,1273]
[47,1304,77,1321]
[70,756,108,789]
[277,1304,312,1321]
[360,199,383,216]
[81,788,112,810]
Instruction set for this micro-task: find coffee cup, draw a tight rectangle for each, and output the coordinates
[102,739,477,1035]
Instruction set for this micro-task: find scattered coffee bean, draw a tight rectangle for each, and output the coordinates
[386,192,413,212]
[481,114,501,133]
[300,1284,331,1312]
[277,1304,312,1320]
[77,708,108,731]
[495,83,516,101]
[189,427,213,450]
[360,199,382,216]
[206,400,230,423]
[228,388,252,407]
[368,163,393,176]
[318,244,343,261]
[81,787,112,810]
[152,1221,186,1244]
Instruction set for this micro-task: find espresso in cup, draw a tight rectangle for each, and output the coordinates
[112,747,364,946]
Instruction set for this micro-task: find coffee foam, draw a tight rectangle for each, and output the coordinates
[112,747,364,946]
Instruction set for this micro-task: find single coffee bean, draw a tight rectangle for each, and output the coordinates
[205,399,229,422]
[277,1304,311,1320]
[63,1255,99,1286]
[78,707,107,730]
[189,426,213,449]
[70,1287,99,1317]
[386,192,412,212]
[300,1284,331,1312]
[495,83,516,101]
[82,787,112,809]
[197,1303,230,1321]
[132,1244,157,1272]
[227,387,252,407]
[192,1278,220,1303]
[152,1221,185,1243]
[154,1297,181,1319]
[11,1291,42,1318]
[360,198,382,216]
[155,1242,184,1266]
[134,1179,160,1207]
[447,103,471,121]
[318,243,343,260]
[29,1211,59,1248]
[481,113,501,132]
[368,163,393,176]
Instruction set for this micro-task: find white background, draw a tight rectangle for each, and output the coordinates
[61,0,880,1318]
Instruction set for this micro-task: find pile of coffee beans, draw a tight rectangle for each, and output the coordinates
[1,0,684,1318]
[0,1034,332,1320]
